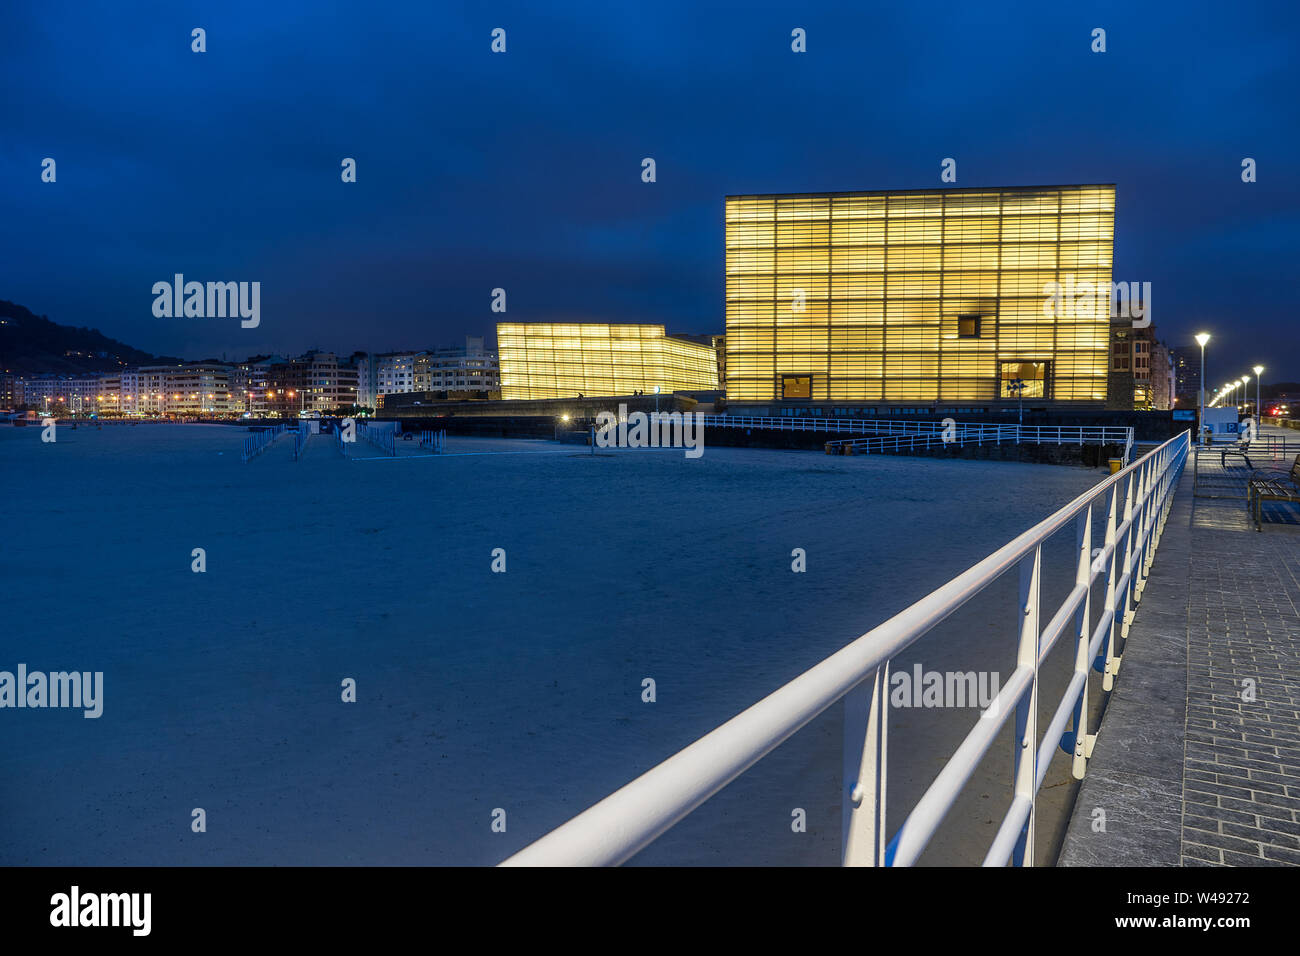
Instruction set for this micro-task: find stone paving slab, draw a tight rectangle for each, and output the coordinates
[1059,463,1300,867]
[1182,490,1300,866]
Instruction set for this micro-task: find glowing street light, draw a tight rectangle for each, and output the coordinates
[1253,365,1264,420]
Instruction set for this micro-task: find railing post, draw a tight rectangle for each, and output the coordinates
[1133,459,1152,601]
[1102,483,1119,691]
[1012,545,1042,866]
[1119,468,1137,642]
[1146,450,1163,564]
[844,662,889,866]
[1071,506,1093,778]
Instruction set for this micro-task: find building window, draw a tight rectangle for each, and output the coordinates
[780,375,812,399]
[1000,361,1050,399]
[957,315,982,338]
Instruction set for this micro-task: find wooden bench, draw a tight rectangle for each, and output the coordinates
[1247,454,1300,531]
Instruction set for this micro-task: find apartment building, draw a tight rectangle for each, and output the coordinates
[413,336,499,395]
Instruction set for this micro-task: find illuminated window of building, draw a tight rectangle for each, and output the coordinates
[781,375,812,399]
[1000,361,1049,399]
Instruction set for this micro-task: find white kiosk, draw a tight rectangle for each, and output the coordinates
[1202,407,1243,444]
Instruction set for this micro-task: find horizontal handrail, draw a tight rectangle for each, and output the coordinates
[701,414,1129,445]
[502,429,1190,867]
[824,424,1132,454]
[699,414,985,436]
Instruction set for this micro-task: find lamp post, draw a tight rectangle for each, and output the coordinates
[1195,333,1210,443]
[1240,376,1251,441]
[1010,378,1026,424]
[1253,365,1264,421]
[653,384,660,415]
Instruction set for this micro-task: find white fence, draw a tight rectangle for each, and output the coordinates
[502,430,1192,867]
[292,421,314,461]
[702,415,1133,462]
[357,421,396,456]
[825,424,1134,460]
[241,424,287,462]
[418,430,447,453]
[699,414,978,436]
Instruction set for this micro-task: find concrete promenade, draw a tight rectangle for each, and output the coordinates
[1060,437,1300,866]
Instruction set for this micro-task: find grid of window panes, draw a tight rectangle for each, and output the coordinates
[496,323,719,400]
[724,186,1114,403]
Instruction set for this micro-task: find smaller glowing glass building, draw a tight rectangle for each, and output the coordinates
[496,323,719,400]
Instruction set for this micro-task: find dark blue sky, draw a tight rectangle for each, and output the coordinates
[3,0,1297,382]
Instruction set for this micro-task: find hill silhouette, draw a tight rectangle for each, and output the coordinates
[0,299,181,375]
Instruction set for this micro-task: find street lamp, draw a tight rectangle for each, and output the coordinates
[1194,333,1210,443]
[1009,378,1026,424]
[1253,365,1264,421]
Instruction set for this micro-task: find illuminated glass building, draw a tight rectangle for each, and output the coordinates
[496,323,719,400]
[724,185,1115,411]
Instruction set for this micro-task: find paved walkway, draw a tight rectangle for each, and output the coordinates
[1060,458,1300,866]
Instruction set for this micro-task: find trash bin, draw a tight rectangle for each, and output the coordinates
[1108,458,1123,474]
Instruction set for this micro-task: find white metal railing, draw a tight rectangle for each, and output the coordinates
[825,424,1133,457]
[241,424,287,462]
[418,429,447,453]
[704,415,1133,462]
[502,429,1192,867]
[826,424,1016,455]
[700,414,980,436]
[292,422,312,461]
[357,421,396,456]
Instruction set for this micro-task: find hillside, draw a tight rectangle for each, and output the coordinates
[0,299,179,375]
